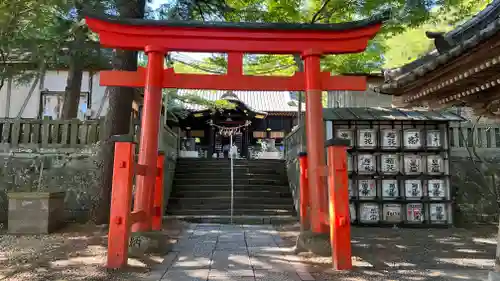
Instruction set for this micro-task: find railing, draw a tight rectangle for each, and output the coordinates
[449,122,500,157]
[283,127,305,213]
[0,118,104,150]
[0,118,180,152]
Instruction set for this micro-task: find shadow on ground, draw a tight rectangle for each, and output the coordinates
[276,223,497,281]
[0,218,185,281]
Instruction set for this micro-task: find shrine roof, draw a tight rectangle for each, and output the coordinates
[177,90,305,113]
[84,10,389,32]
[323,107,465,121]
[375,0,500,94]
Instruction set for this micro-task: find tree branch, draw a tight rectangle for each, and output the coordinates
[311,0,332,23]
[0,48,7,91]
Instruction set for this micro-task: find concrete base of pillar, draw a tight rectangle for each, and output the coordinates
[294,230,331,257]
[489,271,500,281]
[128,231,172,257]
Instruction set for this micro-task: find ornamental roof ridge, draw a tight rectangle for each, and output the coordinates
[83,9,391,32]
[376,0,500,93]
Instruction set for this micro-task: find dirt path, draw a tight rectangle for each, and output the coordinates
[0,219,185,281]
[276,223,497,281]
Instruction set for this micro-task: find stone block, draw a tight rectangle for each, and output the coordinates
[294,230,331,257]
[161,269,209,281]
[7,192,65,234]
[490,271,500,281]
[128,231,173,257]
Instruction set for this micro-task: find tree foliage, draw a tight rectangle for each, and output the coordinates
[383,0,492,68]
[0,0,64,90]
[154,0,492,75]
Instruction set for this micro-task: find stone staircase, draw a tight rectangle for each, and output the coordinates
[166,158,297,224]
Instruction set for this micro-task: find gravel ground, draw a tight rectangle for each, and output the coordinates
[276,223,497,281]
[0,219,185,281]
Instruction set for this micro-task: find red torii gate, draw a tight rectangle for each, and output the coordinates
[84,12,387,269]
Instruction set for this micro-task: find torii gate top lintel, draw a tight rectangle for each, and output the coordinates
[84,11,389,54]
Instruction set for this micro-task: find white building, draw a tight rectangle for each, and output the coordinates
[0,70,109,120]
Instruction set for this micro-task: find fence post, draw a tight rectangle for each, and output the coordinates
[152,151,165,231]
[298,152,309,230]
[491,126,497,148]
[107,135,135,269]
[326,138,352,270]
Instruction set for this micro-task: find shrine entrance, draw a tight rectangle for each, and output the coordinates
[84,11,388,269]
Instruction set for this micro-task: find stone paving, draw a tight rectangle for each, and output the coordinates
[146,223,315,281]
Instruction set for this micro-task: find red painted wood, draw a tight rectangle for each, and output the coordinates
[85,17,382,54]
[228,52,244,76]
[326,145,352,270]
[87,12,386,271]
[130,210,147,224]
[298,153,310,230]
[131,47,165,233]
[152,153,165,231]
[107,141,135,269]
[303,52,329,234]
[99,68,367,91]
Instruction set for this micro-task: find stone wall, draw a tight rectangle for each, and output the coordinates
[0,145,103,224]
[451,155,500,226]
[0,118,180,226]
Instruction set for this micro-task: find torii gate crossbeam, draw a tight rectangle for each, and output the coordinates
[84,11,388,270]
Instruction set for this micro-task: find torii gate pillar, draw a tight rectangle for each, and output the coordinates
[303,50,329,233]
[132,46,165,232]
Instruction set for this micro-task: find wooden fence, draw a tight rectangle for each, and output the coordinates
[0,118,179,153]
[0,118,104,150]
[449,122,500,156]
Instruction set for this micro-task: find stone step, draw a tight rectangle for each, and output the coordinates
[173,178,287,185]
[168,197,294,205]
[177,159,284,163]
[176,165,286,173]
[174,172,286,179]
[167,202,295,211]
[167,215,298,225]
[176,161,285,169]
[166,208,296,216]
[170,184,291,192]
[171,190,292,198]
[167,215,297,225]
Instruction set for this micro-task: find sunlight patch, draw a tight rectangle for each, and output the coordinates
[473,237,497,245]
[435,257,494,268]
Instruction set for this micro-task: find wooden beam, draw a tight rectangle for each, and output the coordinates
[402,63,500,105]
[400,32,500,98]
[99,67,368,91]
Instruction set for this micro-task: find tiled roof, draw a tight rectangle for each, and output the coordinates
[323,107,465,121]
[85,10,390,31]
[177,90,305,113]
[375,0,500,94]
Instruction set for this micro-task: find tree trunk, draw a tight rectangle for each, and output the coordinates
[61,54,83,119]
[92,0,146,225]
[61,2,86,120]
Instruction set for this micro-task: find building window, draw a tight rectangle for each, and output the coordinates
[253,131,266,138]
[191,130,205,137]
[40,91,90,120]
[270,131,285,139]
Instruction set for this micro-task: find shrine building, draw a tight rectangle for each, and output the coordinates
[374,0,500,121]
[164,73,387,159]
[167,90,303,159]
